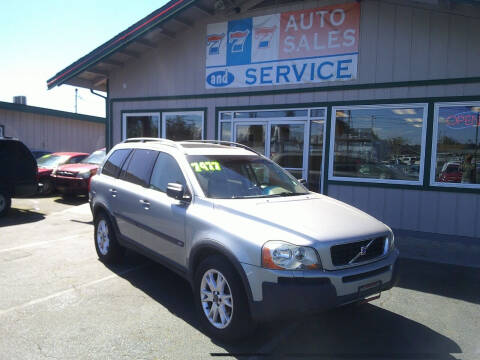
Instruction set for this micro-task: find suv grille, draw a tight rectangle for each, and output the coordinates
[330,237,386,266]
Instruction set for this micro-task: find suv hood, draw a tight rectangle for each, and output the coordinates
[213,193,389,245]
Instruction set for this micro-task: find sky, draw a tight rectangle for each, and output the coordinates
[0,0,168,117]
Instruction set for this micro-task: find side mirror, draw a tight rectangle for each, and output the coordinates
[166,183,190,202]
[298,178,307,186]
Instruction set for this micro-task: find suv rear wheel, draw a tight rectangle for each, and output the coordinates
[0,190,11,217]
[94,212,124,263]
[194,255,254,342]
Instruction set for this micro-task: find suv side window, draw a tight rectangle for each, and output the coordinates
[102,149,131,178]
[150,152,186,193]
[120,149,158,187]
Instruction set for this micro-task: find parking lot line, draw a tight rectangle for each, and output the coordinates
[0,263,149,316]
[0,233,89,253]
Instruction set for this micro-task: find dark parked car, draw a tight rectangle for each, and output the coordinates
[52,148,106,196]
[36,152,89,195]
[0,138,38,217]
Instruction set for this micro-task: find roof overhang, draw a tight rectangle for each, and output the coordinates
[47,0,480,92]
[47,0,204,92]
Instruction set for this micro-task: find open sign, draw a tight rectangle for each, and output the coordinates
[446,111,479,130]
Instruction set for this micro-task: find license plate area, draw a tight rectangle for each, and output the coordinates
[358,280,381,297]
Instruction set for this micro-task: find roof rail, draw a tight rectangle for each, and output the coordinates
[181,140,263,156]
[123,137,168,143]
[122,137,184,151]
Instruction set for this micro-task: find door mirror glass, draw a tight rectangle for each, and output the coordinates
[167,182,189,201]
[298,178,307,186]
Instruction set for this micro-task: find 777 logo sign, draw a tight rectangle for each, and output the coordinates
[229,29,250,53]
[254,26,276,49]
[207,33,225,55]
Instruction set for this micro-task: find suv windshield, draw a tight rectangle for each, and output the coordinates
[188,155,308,199]
[81,149,106,165]
[37,154,69,168]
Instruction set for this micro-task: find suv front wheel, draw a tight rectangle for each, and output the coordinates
[94,212,124,263]
[0,190,11,217]
[194,255,254,342]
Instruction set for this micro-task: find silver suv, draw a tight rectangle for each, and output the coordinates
[89,138,399,341]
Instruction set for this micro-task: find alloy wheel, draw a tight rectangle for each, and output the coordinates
[200,269,234,329]
[96,219,110,255]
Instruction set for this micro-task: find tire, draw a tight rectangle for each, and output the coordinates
[94,212,124,263]
[0,190,11,217]
[41,180,54,195]
[194,255,255,342]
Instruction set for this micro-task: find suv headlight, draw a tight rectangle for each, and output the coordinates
[76,169,92,179]
[388,231,395,251]
[262,241,322,270]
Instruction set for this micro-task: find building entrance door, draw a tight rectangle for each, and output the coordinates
[233,121,308,180]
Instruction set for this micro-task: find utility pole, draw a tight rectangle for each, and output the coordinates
[75,88,78,113]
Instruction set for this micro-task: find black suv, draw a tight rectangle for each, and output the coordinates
[0,138,38,217]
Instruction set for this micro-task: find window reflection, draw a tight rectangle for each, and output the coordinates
[332,107,425,181]
[126,115,159,138]
[309,120,324,191]
[220,122,231,141]
[234,110,308,118]
[164,113,203,141]
[270,124,304,169]
[434,105,480,185]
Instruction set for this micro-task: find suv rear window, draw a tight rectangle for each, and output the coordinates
[120,149,158,187]
[0,139,36,184]
[102,149,131,178]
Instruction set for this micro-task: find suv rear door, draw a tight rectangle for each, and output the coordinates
[111,149,158,243]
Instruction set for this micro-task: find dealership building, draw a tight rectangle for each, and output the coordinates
[48,0,480,263]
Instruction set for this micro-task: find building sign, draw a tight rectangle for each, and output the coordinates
[445,111,479,130]
[205,2,360,89]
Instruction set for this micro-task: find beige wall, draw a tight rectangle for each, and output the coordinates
[0,108,105,153]
[108,0,480,98]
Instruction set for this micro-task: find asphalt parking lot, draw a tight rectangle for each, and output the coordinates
[0,197,479,359]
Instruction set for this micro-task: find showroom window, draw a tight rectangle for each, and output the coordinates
[430,102,480,188]
[162,111,204,141]
[122,111,204,141]
[122,113,160,139]
[329,104,428,184]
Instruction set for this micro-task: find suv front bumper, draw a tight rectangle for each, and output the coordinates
[243,249,399,322]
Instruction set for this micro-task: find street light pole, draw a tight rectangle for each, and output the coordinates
[75,88,78,113]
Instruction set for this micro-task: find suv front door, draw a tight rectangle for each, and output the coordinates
[140,152,188,267]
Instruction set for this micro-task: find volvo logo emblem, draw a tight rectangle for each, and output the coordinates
[348,239,375,264]
[360,246,368,256]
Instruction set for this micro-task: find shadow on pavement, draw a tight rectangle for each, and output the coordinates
[106,251,461,359]
[54,196,88,206]
[396,258,480,304]
[264,303,461,359]
[0,208,45,227]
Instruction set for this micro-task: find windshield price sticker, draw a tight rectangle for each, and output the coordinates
[190,161,222,172]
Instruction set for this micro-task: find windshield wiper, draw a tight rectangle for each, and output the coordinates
[267,192,309,197]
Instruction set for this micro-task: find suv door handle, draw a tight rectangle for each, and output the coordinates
[109,188,118,197]
[139,199,151,209]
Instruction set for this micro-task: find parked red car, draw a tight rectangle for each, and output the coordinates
[438,162,462,183]
[52,149,106,196]
[37,152,89,194]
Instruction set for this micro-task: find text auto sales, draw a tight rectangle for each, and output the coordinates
[207,8,358,87]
